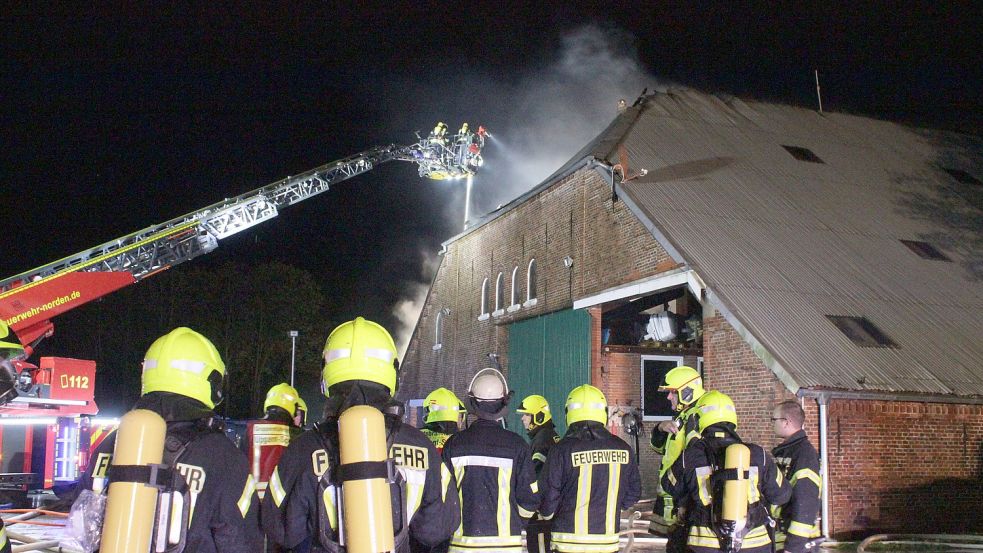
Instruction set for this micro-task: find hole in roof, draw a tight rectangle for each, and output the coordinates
[900,240,951,261]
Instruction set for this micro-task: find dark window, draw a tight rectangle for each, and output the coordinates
[943,168,981,186]
[827,316,897,348]
[480,278,489,316]
[495,272,504,312]
[527,259,537,301]
[900,240,951,261]
[642,357,681,419]
[782,145,824,164]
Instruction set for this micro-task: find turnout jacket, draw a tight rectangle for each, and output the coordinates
[539,421,642,553]
[662,425,791,553]
[441,419,540,553]
[649,402,702,534]
[0,519,9,553]
[78,393,263,553]
[771,430,821,553]
[262,412,460,553]
[422,421,459,453]
[528,420,560,475]
[245,409,302,499]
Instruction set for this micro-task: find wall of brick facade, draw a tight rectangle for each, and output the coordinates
[400,167,674,401]
[825,399,983,537]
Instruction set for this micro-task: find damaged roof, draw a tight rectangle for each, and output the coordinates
[613,88,983,397]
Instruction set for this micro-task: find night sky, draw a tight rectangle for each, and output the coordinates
[2,4,980,410]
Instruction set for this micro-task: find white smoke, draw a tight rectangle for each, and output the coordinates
[391,248,442,358]
[474,24,661,214]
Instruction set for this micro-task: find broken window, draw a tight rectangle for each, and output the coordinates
[600,286,703,349]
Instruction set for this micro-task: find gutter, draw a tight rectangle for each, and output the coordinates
[797,387,983,406]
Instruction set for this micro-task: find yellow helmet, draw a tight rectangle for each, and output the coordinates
[141,327,226,409]
[296,396,308,426]
[264,382,300,415]
[0,321,24,359]
[658,365,705,409]
[565,384,608,425]
[424,387,464,423]
[322,317,398,396]
[517,394,552,427]
[697,391,738,432]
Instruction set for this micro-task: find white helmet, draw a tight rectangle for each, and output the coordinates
[468,367,508,401]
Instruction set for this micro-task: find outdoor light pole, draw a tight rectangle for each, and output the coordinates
[289,330,299,387]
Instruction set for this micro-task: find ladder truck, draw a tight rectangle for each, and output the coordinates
[0,123,486,491]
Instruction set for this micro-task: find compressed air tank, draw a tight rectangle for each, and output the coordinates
[339,405,395,553]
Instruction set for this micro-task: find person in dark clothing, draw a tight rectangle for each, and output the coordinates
[76,327,263,553]
[441,368,540,553]
[245,383,305,502]
[538,385,642,553]
[421,387,465,453]
[262,317,460,553]
[517,394,559,553]
[772,401,822,553]
[662,391,791,553]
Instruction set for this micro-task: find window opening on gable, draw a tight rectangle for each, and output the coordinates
[508,266,521,311]
[494,272,505,315]
[782,145,824,164]
[943,167,981,186]
[826,316,897,348]
[526,259,538,304]
[900,240,951,261]
[479,278,489,318]
[434,309,446,351]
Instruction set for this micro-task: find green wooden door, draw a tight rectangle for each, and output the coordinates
[506,309,591,437]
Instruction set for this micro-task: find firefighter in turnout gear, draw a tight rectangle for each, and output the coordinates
[771,401,821,553]
[261,317,460,553]
[538,385,641,553]
[422,387,465,453]
[76,327,263,552]
[517,394,560,553]
[245,383,304,500]
[441,368,539,553]
[662,392,791,553]
[649,365,708,553]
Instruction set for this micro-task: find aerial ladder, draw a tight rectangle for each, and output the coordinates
[0,122,487,415]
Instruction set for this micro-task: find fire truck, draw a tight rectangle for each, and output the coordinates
[0,123,487,495]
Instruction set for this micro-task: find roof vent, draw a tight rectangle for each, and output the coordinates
[826,316,897,348]
[943,168,981,186]
[782,145,824,164]
[900,240,951,261]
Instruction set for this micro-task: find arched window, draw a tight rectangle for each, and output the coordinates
[434,309,446,351]
[494,272,504,314]
[509,266,520,309]
[480,277,490,317]
[526,259,538,305]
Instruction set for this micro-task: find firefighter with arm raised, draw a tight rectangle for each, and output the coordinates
[261,317,460,553]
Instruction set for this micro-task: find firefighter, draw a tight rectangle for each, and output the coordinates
[245,383,303,500]
[295,395,308,428]
[771,401,821,553]
[649,365,709,553]
[441,368,539,553]
[538,385,641,553]
[261,317,460,553]
[421,387,465,453]
[517,394,559,553]
[662,391,791,553]
[76,327,263,552]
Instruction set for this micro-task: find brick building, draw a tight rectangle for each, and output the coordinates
[400,88,983,538]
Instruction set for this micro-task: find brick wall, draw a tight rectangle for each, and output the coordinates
[400,167,673,401]
[825,399,983,537]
